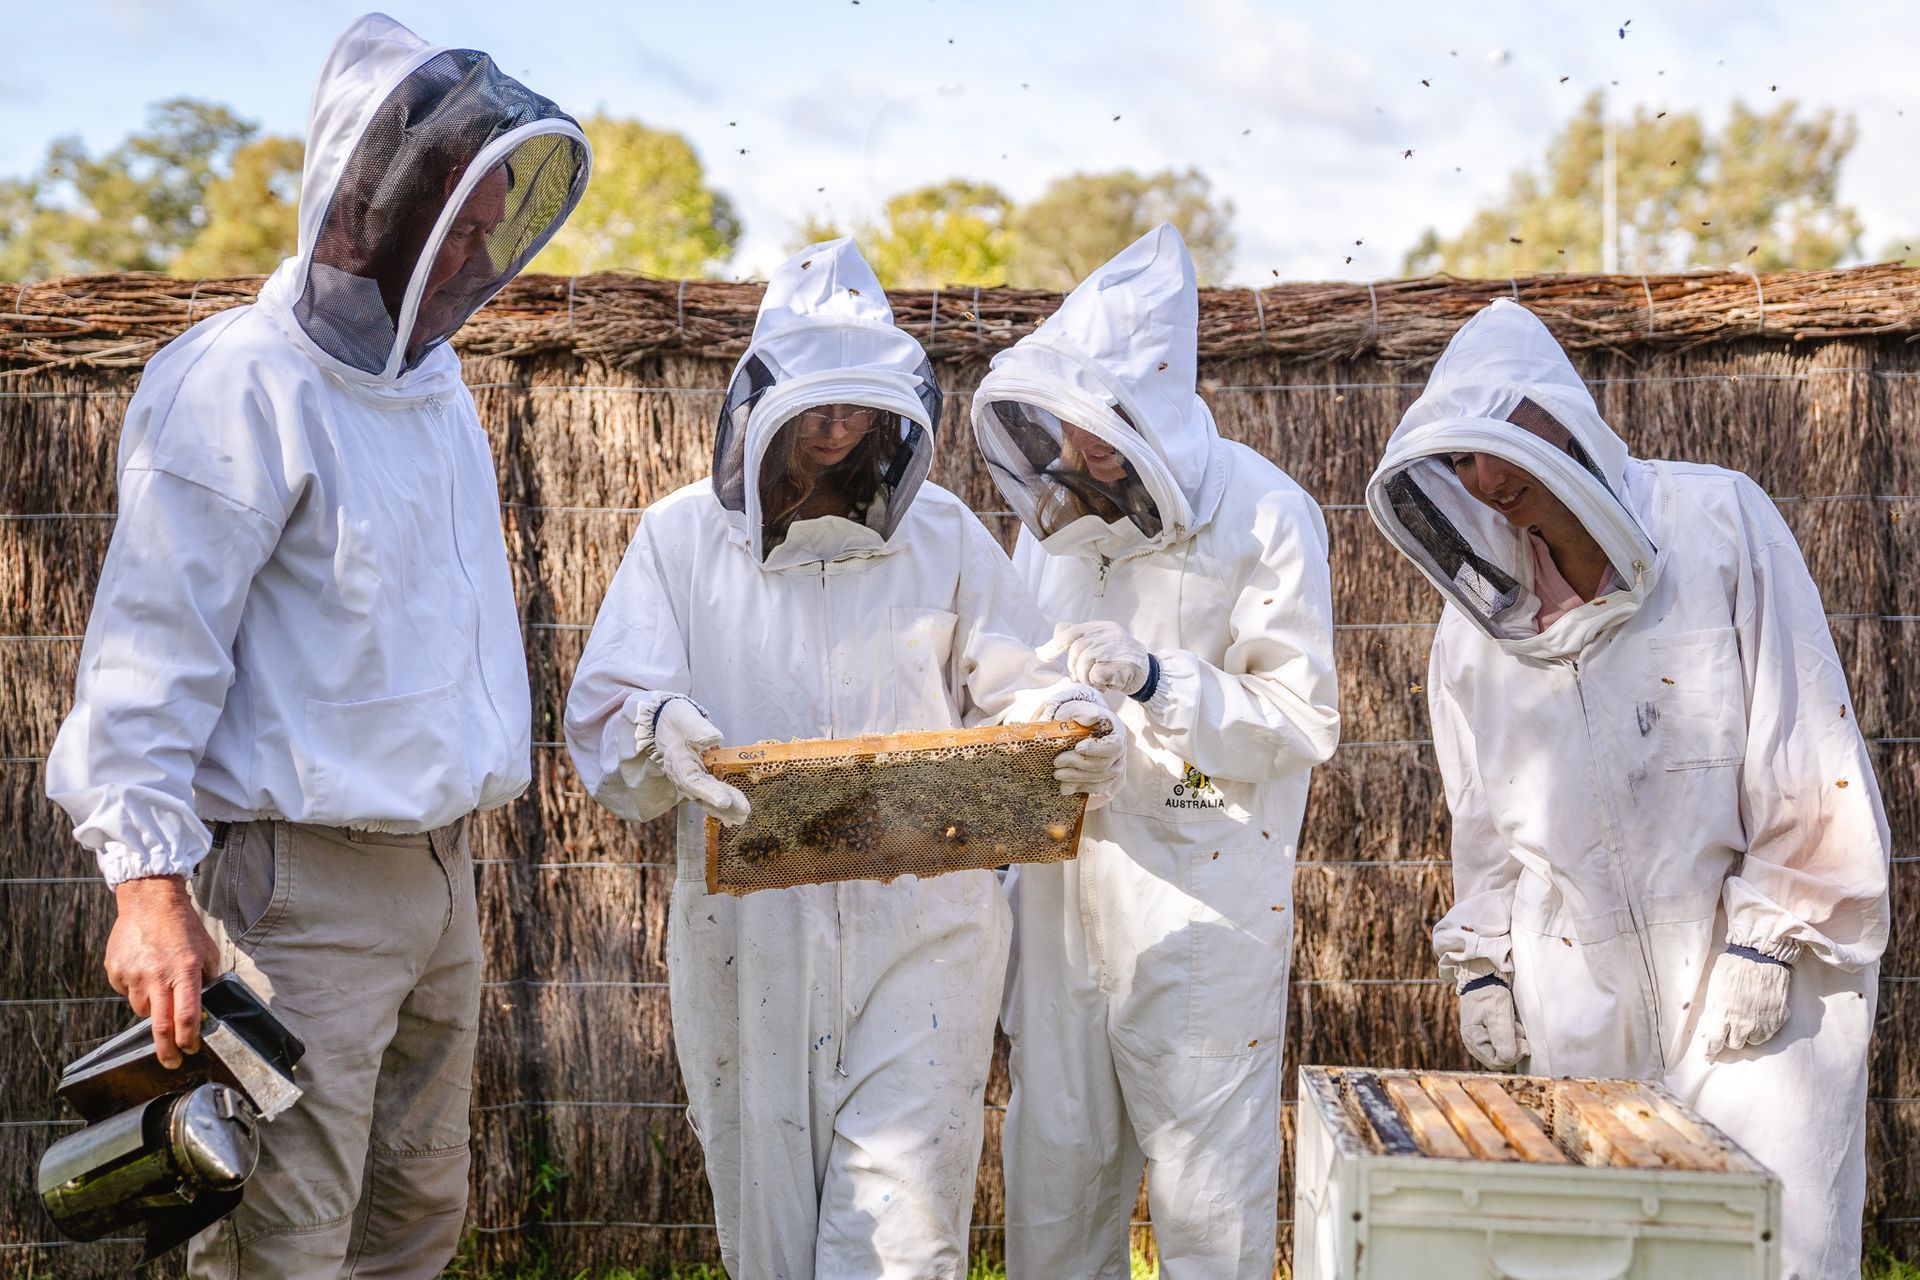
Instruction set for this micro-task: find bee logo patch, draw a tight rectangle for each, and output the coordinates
[1167,761,1227,810]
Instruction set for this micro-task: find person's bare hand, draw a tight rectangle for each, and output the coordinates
[105,876,221,1069]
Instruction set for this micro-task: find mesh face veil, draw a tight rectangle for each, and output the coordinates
[712,333,942,562]
[1375,399,1650,639]
[296,48,589,376]
[1367,300,1660,655]
[974,399,1166,543]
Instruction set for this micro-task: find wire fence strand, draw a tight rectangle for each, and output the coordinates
[4,370,1919,1256]
[11,363,1920,405]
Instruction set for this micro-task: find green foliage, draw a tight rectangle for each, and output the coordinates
[1008,167,1234,289]
[787,180,1014,289]
[0,101,740,281]
[1,98,259,279]
[1405,93,1861,276]
[441,1253,728,1280]
[528,1151,570,1219]
[860,179,1014,289]
[529,115,738,277]
[438,1251,1154,1279]
[172,135,304,276]
[1877,237,1920,266]
[793,168,1234,291]
[1866,1237,1920,1279]
[789,213,845,249]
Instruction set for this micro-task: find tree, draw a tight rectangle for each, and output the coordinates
[1877,238,1920,266]
[173,135,304,276]
[1404,94,1861,276]
[1006,168,1234,289]
[0,99,258,279]
[0,174,76,281]
[529,115,738,277]
[787,214,844,251]
[789,181,1011,289]
[858,180,1013,289]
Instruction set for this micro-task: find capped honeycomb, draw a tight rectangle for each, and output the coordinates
[701,720,1097,895]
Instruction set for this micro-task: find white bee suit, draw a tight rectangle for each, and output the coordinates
[1367,299,1891,1280]
[46,14,591,882]
[973,224,1341,1279]
[46,13,591,1276]
[566,239,1109,1280]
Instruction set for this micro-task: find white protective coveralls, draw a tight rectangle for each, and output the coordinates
[48,13,591,879]
[973,224,1342,1279]
[45,14,590,1277]
[1366,298,1891,1280]
[565,238,1119,1280]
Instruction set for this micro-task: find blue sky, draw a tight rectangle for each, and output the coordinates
[1,0,1914,283]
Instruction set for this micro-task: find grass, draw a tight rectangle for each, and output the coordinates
[440,1251,1160,1279]
[447,1240,1920,1278]
[1868,1239,1920,1280]
[968,1255,1159,1280]
[441,1243,1920,1279]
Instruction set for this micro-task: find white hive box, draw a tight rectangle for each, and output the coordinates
[1294,1066,1780,1280]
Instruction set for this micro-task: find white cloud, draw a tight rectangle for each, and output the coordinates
[625,44,723,108]
[7,0,1915,284]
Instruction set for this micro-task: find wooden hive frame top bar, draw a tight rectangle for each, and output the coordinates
[1312,1065,1759,1172]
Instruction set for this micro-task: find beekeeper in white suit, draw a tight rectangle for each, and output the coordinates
[565,237,1125,1280]
[45,13,590,1276]
[972,223,1341,1279]
[1367,298,1890,1280]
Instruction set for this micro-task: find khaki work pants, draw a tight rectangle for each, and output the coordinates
[183,818,481,1280]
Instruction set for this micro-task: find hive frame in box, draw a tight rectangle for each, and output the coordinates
[1293,1065,1781,1280]
[701,720,1096,896]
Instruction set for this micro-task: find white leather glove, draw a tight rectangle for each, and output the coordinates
[1043,696,1126,807]
[1039,621,1153,698]
[1700,946,1793,1058]
[1457,963,1529,1070]
[644,697,751,827]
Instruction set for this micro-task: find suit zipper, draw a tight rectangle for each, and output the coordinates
[820,565,849,1077]
[428,394,506,747]
[1082,556,1111,985]
[1570,658,1667,1068]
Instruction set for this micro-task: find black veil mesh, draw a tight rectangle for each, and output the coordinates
[978,399,1164,540]
[297,49,588,374]
[714,345,942,558]
[1384,469,1522,620]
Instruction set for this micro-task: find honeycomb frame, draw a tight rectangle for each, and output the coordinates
[701,720,1097,895]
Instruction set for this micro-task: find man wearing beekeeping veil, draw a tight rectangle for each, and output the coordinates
[45,14,590,1275]
[565,237,1126,1279]
[972,223,1341,1279]
[1366,298,1889,1279]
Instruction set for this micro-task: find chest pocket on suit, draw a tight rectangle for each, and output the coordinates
[890,606,959,727]
[1647,627,1746,770]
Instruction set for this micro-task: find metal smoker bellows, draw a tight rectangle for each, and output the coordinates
[37,974,306,1264]
[701,720,1097,895]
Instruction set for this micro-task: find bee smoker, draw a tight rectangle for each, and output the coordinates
[37,973,305,1264]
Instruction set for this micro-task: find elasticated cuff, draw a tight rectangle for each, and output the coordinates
[97,839,201,889]
[624,690,709,761]
[1036,683,1107,722]
[1128,653,1161,703]
[1726,937,1803,966]
[1443,953,1513,991]
[1141,648,1195,724]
